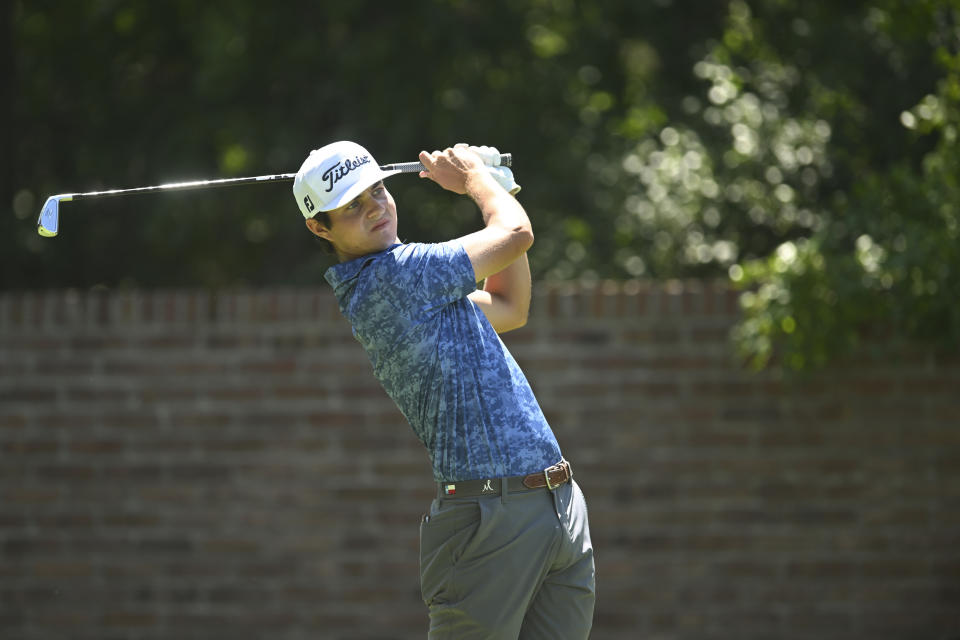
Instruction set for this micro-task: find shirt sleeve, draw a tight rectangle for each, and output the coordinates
[376,241,477,315]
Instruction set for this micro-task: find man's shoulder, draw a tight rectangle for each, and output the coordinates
[324,244,403,289]
[326,240,475,317]
[391,240,464,261]
[325,241,467,283]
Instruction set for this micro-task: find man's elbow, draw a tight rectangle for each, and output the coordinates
[506,299,531,332]
[515,226,534,252]
[514,306,530,329]
[498,315,527,334]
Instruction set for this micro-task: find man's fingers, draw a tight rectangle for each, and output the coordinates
[418,150,436,180]
[419,149,443,167]
[418,146,485,188]
[419,149,452,165]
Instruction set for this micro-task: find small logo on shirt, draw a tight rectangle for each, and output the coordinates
[481,480,494,493]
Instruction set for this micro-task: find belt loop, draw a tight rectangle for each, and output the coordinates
[437,482,444,507]
[500,475,508,504]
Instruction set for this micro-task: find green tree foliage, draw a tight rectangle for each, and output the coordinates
[595,0,960,369]
[5,0,727,288]
[5,1,958,368]
[719,1,960,369]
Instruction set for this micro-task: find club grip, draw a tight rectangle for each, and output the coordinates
[380,153,512,174]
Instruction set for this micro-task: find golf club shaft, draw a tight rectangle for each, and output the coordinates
[36,153,513,237]
[57,153,513,202]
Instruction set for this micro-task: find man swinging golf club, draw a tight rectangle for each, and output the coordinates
[293,141,595,639]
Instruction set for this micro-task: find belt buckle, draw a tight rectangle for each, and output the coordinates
[544,461,565,491]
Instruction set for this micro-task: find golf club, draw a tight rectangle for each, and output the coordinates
[37,153,513,237]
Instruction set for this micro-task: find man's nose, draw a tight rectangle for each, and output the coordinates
[366,198,385,217]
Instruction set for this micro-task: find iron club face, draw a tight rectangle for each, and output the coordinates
[37,195,71,238]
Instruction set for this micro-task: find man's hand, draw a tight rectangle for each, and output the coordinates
[418,146,488,195]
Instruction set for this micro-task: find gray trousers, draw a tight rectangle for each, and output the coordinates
[419,479,595,639]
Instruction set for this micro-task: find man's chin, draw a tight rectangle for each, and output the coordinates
[368,236,399,254]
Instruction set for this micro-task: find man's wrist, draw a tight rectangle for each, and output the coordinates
[464,169,505,204]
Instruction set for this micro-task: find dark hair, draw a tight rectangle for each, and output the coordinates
[310,210,335,254]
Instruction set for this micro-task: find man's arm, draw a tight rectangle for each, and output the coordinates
[468,254,531,333]
[419,147,533,332]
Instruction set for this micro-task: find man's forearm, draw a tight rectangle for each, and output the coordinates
[464,170,532,237]
[482,251,532,323]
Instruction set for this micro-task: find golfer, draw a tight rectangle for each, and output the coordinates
[293,141,595,639]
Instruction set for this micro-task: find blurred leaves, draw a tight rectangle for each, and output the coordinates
[5,0,724,289]
[727,0,960,370]
[5,0,960,368]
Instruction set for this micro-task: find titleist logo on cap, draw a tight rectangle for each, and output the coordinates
[321,155,372,193]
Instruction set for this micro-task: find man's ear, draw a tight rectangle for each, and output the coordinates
[305,217,331,240]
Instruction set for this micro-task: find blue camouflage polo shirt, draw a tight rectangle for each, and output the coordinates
[325,241,563,482]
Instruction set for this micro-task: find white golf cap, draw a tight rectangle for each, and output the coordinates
[292,141,401,218]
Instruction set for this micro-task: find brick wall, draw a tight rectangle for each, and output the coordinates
[1,282,958,640]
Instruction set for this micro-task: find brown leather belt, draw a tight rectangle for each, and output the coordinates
[439,460,573,499]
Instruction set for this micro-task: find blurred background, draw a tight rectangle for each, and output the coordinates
[6,0,960,368]
[3,1,960,638]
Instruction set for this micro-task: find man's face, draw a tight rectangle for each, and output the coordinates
[305,181,399,262]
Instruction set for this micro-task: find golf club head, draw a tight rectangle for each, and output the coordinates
[37,195,70,237]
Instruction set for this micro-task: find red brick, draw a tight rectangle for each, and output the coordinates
[0,388,57,403]
[0,413,27,429]
[67,440,124,454]
[3,488,60,503]
[1,440,59,454]
[100,612,158,627]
